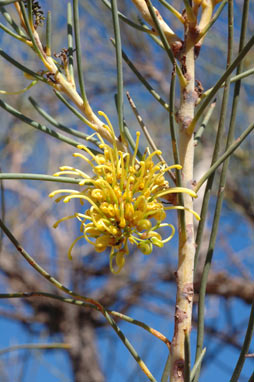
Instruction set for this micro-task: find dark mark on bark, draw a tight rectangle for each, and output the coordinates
[173,358,185,380]
[175,305,188,323]
[183,283,194,302]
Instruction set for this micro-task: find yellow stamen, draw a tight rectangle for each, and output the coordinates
[53,215,76,228]
[98,111,115,141]
[153,187,197,200]
[163,164,182,171]
[67,235,84,260]
[63,194,103,215]
[49,189,79,198]
[73,153,95,168]
[145,150,162,163]
[164,205,201,221]
[158,223,176,244]
[131,131,140,168]
[87,132,105,146]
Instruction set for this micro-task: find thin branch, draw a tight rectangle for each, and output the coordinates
[0,21,31,44]
[126,91,175,183]
[19,2,44,60]
[131,0,182,48]
[0,173,82,184]
[0,5,26,37]
[198,0,228,41]
[111,39,169,111]
[190,348,206,382]
[67,2,74,83]
[188,34,254,135]
[54,90,99,131]
[28,96,101,147]
[230,301,254,382]
[100,0,152,32]
[201,67,254,100]
[168,70,185,231]
[0,343,71,356]
[194,2,234,271]
[182,0,196,23]
[73,0,87,104]
[157,0,184,23]
[184,333,191,382]
[194,121,254,193]
[45,10,52,56]
[194,99,216,146]
[111,0,124,140]
[0,99,96,150]
[0,0,22,6]
[0,220,157,382]
[0,49,46,82]
[144,0,186,87]
[194,2,250,380]
[0,291,170,349]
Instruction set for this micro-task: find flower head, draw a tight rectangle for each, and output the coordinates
[49,112,199,273]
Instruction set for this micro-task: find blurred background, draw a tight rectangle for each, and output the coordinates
[0,1,253,381]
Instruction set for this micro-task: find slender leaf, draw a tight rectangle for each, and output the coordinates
[29,96,101,147]
[111,40,169,111]
[0,49,46,82]
[111,0,124,139]
[0,99,99,152]
[230,301,254,382]
[100,0,151,32]
[73,0,87,103]
[67,2,74,81]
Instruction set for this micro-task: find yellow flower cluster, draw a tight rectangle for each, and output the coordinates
[49,112,199,273]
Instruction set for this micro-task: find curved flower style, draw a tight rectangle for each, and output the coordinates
[49,112,199,273]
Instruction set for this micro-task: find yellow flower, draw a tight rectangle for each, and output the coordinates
[49,112,199,274]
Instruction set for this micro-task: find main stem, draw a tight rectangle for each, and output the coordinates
[170,35,196,382]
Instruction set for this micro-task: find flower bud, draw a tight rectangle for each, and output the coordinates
[136,219,152,232]
[152,209,166,221]
[125,202,134,220]
[150,236,163,248]
[135,195,147,210]
[138,241,153,255]
[91,189,104,201]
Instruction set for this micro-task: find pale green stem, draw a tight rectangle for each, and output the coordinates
[0,173,82,184]
[0,291,170,348]
[0,343,71,356]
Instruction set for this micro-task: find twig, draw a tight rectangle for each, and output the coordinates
[0,291,170,349]
[0,99,99,151]
[28,96,101,147]
[194,99,216,146]
[73,0,87,103]
[190,348,206,381]
[144,0,186,87]
[194,2,250,380]
[188,34,254,135]
[184,333,191,382]
[126,91,175,183]
[111,39,169,111]
[111,0,125,140]
[230,301,254,382]
[194,121,254,193]
[0,343,71,356]
[0,173,82,184]
[0,219,157,382]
